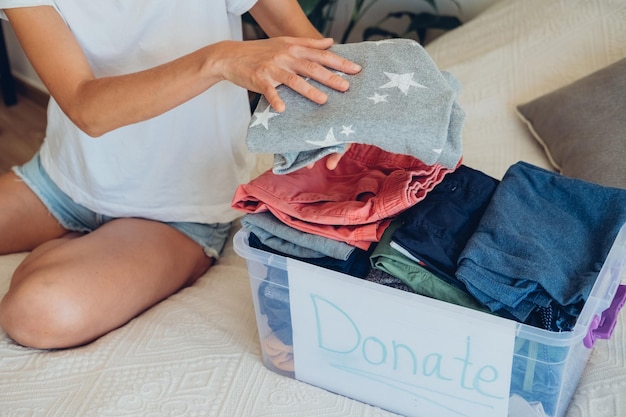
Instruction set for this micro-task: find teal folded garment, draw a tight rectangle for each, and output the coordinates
[246,39,464,174]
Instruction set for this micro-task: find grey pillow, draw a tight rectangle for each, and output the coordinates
[516,58,626,189]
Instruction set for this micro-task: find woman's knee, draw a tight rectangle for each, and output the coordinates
[0,268,92,349]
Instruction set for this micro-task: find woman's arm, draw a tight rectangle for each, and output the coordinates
[6,6,228,137]
[6,5,359,137]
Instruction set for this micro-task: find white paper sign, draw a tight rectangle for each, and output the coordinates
[287,258,517,417]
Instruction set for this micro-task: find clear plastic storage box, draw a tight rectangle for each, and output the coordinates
[234,225,626,417]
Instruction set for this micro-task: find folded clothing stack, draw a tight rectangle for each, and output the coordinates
[232,143,454,251]
[237,162,626,416]
[246,38,464,174]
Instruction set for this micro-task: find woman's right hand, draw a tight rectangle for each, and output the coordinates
[213,37,362,112]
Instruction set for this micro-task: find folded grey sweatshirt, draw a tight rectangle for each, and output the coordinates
[246,38,464,174]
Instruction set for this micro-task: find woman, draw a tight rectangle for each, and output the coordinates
[0,0,360,349]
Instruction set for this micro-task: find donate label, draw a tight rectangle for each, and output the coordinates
[287,258,516,417]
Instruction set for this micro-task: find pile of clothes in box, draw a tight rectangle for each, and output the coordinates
[231,39,626,417]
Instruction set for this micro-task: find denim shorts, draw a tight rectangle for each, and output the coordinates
[13,153,232,259]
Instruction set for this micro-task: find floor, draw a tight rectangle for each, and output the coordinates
[0,91,46,175]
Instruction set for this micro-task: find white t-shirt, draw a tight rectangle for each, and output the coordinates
[1,0,258,223]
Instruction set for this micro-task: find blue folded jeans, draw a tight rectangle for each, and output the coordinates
[456,162,626,322]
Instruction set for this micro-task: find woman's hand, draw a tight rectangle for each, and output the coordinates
[307,143,352,171]
[324,146,351,170]
[214,37,361,112]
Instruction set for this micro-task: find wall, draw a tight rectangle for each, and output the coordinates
[2,0,500,92]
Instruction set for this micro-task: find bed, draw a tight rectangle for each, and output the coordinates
[1,0,625,415]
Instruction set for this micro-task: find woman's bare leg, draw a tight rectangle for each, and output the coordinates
[0,217,213,349]
[0,171,68,253]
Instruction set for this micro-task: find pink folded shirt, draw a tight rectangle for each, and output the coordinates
[232,144,454,249]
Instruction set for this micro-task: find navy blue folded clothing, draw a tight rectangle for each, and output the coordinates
[391,164,499,286]
[456,161,626,322]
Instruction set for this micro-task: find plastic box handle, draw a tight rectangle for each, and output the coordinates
[584,284,626,348]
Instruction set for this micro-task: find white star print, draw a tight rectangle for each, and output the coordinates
[250,105,279,129]
[340,125,355,136]
[367,93,388,104]
[379,72,426,95]
[306,127,343,147]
